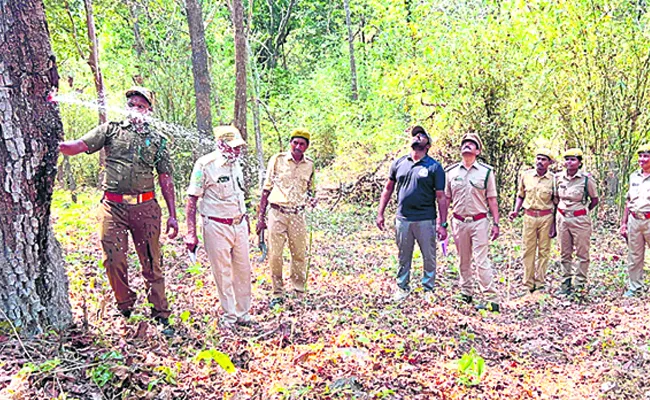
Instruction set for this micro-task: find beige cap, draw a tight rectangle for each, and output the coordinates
[214,125,246,148]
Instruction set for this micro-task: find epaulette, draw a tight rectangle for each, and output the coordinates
[445,162,460,172]
[304,155,314,163]
[198,151,225,167]
[477,161,493,171]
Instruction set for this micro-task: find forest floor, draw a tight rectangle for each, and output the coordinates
[1,190,649,399]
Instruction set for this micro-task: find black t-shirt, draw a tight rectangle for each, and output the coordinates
[389,154,445,221]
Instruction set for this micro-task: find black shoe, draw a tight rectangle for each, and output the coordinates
[270,297,284,309]
[558,286,573,296]
[120,309,132,318]
[154,316,175,337]
[475,302,500,313]
[460,294,473,304]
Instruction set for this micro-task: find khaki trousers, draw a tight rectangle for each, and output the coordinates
[522,213,553,290]
[627,216,650,292]
[452,218,498,300]
[100,199,170,318]
[203,217,251,324]
[268,207,307,296]
[557,213,591,289]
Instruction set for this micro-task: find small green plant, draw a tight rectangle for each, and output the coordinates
[193,349,236,373]
[456,348,485,386]
[19,358,61,376]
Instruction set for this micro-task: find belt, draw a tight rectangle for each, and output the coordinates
[453,212,488,223]
[104,191,154,205]
[524,208,554,217]
[205,214,246,225]
[558,208,587,218]
[631,211,650,220]
[270,203,305,214]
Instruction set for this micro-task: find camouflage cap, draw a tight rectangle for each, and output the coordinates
[563,148,584,158]
[461,132,483,150]
[290,128,311,142]
[637,143,650,154]
[214,125,246,148]
[125,86,154,107]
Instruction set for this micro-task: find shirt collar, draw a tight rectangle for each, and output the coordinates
[284,152,306,164]
[460,161,478,171]
[534,169,552,179]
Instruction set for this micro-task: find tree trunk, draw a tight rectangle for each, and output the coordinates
[248,41,265,189]
[344,0,358,101]
[0,0,72,335]
[185,0,213,152]
[232,0,248,141]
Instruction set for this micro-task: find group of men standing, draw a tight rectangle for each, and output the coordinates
[59,87,648,334]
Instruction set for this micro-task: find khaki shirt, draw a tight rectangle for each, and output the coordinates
[81,121,173,194]
[627,170,650,212]
[555,170,598,210]
[445,161,497,216]
[263,152,314,208]
[187,151,246,218]
[517,169,554,210]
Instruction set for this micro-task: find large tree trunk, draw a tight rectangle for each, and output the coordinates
[185,0,213,152]
[232,0,247,141]
[344,0,358,101]
[0,0,72,335]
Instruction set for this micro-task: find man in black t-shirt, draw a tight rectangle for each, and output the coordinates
[377,126,449,302]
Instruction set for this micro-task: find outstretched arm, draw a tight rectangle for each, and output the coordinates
[59,139,88,156]
[158,173,178,239]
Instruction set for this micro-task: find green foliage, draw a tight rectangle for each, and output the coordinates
[19,358,61,376]
[456,348,485,386]
[193,349,236,373]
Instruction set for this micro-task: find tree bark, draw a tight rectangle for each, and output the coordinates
[184,0,213,151]
[344,0,358,101]
[0,0,72,335]
[248,42,265,190]
[232,0,248,140]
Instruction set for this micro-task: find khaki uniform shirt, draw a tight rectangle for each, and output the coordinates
[517,169,554,210]
[187,151,246,218]
[627,170,650,212]
[81,121,173,194]
[263,152,314,208]
[555,170,598,211]
[445,161,497,216]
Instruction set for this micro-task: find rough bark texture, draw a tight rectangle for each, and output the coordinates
[185,0,213,149]
[344,0,358,101]
[0,0,72,335]
[84,0,107,125]
[232,0,248,140]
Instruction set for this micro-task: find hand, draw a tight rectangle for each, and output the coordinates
[166,217,178,239]
[620,224,628,239]
[437,225,448,241]
[376,214,385,231]
[256,217,267,236]
[184,233,198,252]
[549,223,556,239]
[490,224,500,241]
[508,210,519,222]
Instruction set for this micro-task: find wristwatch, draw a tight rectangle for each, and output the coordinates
[440,221,448,228]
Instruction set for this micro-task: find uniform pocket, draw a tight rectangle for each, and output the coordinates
[214,175,235,199]
[469,179,486,191]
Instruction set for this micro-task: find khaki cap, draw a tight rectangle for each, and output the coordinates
[290,128,311,142]
[125,86,154,107]
[637,143,650,154]
[563,148,583,158]
[461,132,483,150]
[535,147,554,161]
[214,125,246,148]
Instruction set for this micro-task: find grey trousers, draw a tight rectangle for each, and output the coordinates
[395,218,437,291]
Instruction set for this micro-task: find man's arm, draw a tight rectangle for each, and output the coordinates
[435,190,448,241]
[509,197,524,221]
[184,195,199,251]
[256,189,271,235]
[620,202,630,239]
[59,139,88,156]
[158,173,178,239]
[376,179,395,231]
[488,197,500,240]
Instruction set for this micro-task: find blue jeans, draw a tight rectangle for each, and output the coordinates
[395,218,437,291]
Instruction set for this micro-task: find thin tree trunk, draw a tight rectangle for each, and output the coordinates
[344,0,358,101]
[0,0,72,335]
[185,0,213,153]
[232,0,248,141]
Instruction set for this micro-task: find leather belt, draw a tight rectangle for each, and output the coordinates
[453,212,488,223]
[104,191,154,204]
[270,203,305,214]
[631,211,650,220]
[524,208,554,217]
[205,214,246,225]
[558,208,587,218]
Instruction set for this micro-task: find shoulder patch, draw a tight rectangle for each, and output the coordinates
[445,162,460,172]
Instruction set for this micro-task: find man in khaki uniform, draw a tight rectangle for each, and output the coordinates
[554,148,599,296]
[257,129,315,308]
[445,133,501,312]
[184,126,251,328]
[620,143,650,297]
[59,87,178,333]
[509,148,556,293]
